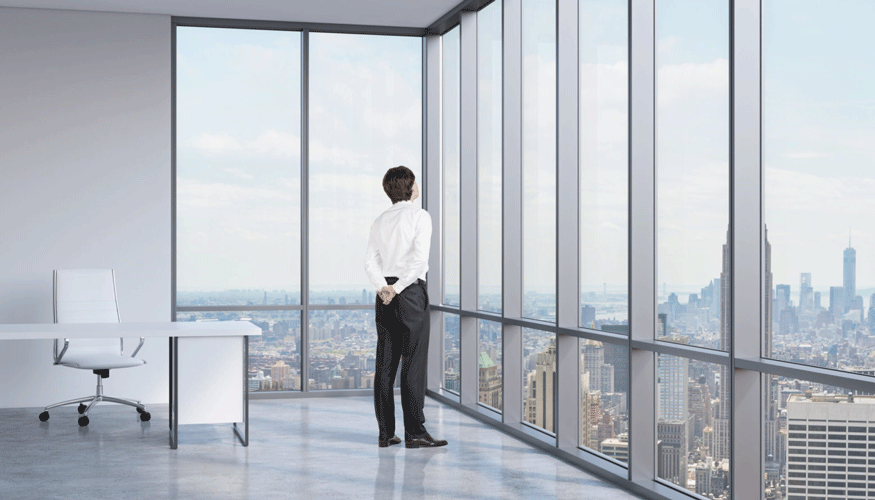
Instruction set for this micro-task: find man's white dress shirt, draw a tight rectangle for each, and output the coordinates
[364,200,432,296]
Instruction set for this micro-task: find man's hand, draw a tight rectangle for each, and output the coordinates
[379,285,397,305]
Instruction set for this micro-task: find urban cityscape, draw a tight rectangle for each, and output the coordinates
[177,233,873,500]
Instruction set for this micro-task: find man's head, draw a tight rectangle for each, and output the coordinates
[382,166,418,204]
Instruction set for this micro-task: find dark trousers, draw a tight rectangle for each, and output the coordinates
[374,277,430,439]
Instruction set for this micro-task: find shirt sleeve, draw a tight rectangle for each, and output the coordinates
[364,222,388,294]
[392,210,432,295]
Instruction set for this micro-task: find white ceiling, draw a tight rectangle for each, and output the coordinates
[0,0,461,28]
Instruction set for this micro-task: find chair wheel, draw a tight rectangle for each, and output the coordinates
[78,403,87,414]
[78,416,89,427]
[140,412,151,422]
[39,411,49,422]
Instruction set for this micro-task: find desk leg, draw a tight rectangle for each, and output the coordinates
[170,336,179,450]
[232,335,249,447]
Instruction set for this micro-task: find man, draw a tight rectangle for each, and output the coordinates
[365,166,448,449]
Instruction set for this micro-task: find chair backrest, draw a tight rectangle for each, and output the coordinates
[54,269,121,356]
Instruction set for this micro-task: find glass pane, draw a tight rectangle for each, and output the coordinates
[309,33,422,305]
[657,354,729,498]
[444,313,461,393]
[443,27,461,307]
[581,339,629,464]
[308,308,399,390]
[478,319,503,411]
[523,328,556,433]
[522,0,557,322]
[656,0,729,348]
[478,2,503,314]
[579,339,629,463]
[765,376,875,500]
[579,0,628,331]
[176,310,302,392]
[764,0,875,373]
[176,27,301,305]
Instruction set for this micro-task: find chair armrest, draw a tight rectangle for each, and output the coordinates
[54,339,70,365]
[131,337,145,358]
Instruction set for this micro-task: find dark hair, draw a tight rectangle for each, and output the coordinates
[382,166,415,203]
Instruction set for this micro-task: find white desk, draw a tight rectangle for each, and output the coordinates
[0,321,261,449]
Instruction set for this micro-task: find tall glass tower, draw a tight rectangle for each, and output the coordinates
[844,240,856,312]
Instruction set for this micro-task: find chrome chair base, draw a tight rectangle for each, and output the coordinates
[38,374,150,425]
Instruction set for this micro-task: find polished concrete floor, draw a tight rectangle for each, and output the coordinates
[0,396,642,500]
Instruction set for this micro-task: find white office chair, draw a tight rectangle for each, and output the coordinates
[38,269,151,426]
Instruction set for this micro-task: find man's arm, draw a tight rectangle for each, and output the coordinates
[364,223,389,294]
[391,211,432,295]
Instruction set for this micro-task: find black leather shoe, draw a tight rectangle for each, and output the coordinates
[405,431,448,449]
[379,434,402,447]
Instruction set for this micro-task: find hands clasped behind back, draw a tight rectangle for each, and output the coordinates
[379,285,397,305]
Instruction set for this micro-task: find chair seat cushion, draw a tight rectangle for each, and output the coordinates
[59,354,146,370]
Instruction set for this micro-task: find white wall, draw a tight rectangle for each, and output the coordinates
[0,7,171,408]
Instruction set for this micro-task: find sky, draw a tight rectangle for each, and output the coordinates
[176,27,421,295]
[176,0,875,302]
[653,0,875,300]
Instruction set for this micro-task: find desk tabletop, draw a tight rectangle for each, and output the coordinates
[0,321,262,341]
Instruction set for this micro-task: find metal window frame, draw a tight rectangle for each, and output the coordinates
[460,10,480,406]
[475,0,505,316]
[171,18,426,397]
[441,24,463,309]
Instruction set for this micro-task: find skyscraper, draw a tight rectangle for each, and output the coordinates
[582,341,614,394]
[602,325,630,394]
[786,393,875,499]
[763,232,778,469]
[658,352,689,487]
[713,227,773,464]
[525,342,556,432]
[869,293,875,334]
[775,284,790,314]
[478,352,502,409]
[830,286,846,319]
[844,239,856,312]
[799,273,813,311]
[713,229,732,462]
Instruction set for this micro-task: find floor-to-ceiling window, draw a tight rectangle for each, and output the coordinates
[476,0,504,412]
[579,0,627,332]
[308,32,421,390]
[521,0,556,322]
[176,26,420,393]
[762,1,875,498]
[654,1,730,496]
[176,26,304,391]
[478,0,503,316]
[577,0,630,463]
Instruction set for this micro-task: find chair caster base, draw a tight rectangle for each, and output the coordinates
[38,411,49,422]
[78,403,87,414]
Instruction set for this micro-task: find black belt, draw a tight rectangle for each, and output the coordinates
[385,277,426,286]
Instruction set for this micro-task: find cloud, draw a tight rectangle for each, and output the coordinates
[786,150,828,159]
[659,35,681,54]
[177,178,297,210]
[186,130,301,160]
[188,133,241,156]
[253,130,301,159]
[223,168,254,180]
[225,226,270,242]
[658,58,729,107]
